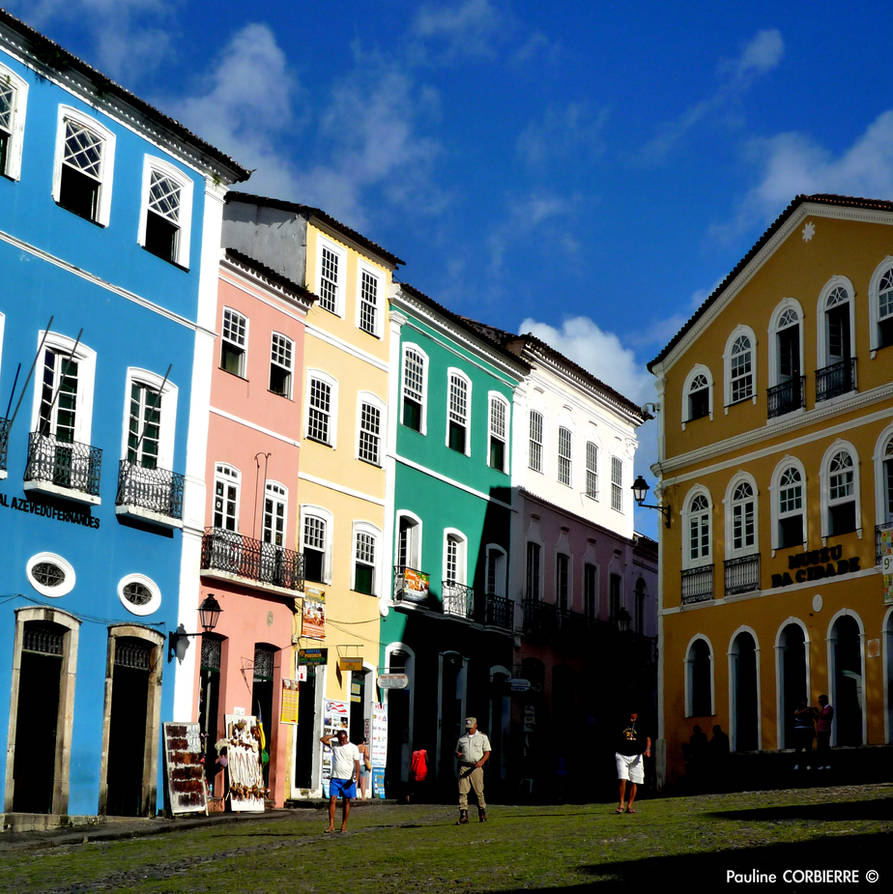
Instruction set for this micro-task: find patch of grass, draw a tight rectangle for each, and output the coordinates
[4,784,892,892]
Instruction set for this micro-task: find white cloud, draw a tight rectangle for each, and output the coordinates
[518,315,655,407]
[516,102,609,167]
[641,28,784,164]
[715,109,893,242]
[411,0,503,60]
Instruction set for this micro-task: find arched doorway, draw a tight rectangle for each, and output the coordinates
[830,615,863,746]
[730,631,759,751]
[778,623,807,748]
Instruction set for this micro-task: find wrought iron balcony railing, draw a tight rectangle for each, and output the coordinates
[724,553,760,596]
[681,565,714,605]
[25,431,102,497]
[876,521,893,566]
[0,417,9,472]
[442,580,475,619]
[116,459,184,520]
[767,376,805,418]
[481,593,513,629]
[201,527,304,592]
[815,357,856,403]
[522,597,559,634]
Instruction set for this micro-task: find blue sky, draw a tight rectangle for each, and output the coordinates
[12,0,893,537]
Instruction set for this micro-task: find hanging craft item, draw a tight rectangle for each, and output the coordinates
[163,722,208,816]
[224,714,267,812]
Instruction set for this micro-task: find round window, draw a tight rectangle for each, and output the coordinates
[117,574,161,616]
[26,553,76,598]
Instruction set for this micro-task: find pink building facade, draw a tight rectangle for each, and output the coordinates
[191,249,315,807]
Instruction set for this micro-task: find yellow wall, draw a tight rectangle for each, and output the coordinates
[655,205,893,781]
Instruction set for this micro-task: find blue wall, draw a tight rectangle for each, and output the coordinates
[0,49,208,815]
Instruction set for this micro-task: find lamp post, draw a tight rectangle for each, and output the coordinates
[168,594,223,662]
[631,475,671,528]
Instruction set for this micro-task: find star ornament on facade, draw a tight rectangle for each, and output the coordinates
[802,221,815,242]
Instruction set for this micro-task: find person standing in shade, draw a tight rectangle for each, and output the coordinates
[455,717,491,824]
[815,694,834,770]
[320,730,360,832]
[615,711,651,814]
[792,698,815,771]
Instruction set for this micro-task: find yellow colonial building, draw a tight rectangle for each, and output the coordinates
[223,193,403,797]
[648,194,893,786]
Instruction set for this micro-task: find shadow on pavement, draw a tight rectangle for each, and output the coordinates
[489,832,890,892]
[707,797,893,823]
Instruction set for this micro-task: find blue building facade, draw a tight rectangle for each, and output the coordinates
[0,11,247,818]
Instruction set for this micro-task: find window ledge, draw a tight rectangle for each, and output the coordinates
[55,201,105,228]
[116,504,183,529]
[219,367,248,381]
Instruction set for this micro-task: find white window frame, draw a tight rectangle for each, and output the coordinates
[52,105,116,226]
[820,441,861,541]
[117,572,162,617]
[269,331,294,398]
[528,409,543,473]
[723,325,757,408]
[29,330,96,446]
[0,62,28,181]
[220,307,248,378]
[396,511,423,570]
[485,544,507,597]
[487,392,509,473]
[317,237,346,317]
[356,263,382,337]
[724,472,758,558]
[557,426,572,486]
[682,363,713,426]
[611,455,623,513]
[768,298,804,388]
[352,521,381,595]
[443,528,468,585]
[137,155,194,267]
[401,343,428,434]
[873,422,893,526]
[769,457,807,552]
[301,504,334,585]
[262,480,288,547]
[816,276,855,369]
[682,485,712,568]
[445,368,471,456]
[26,551,76,598]
[305,370,338,447]
[356,391,385,466]
[212,463,241,531]
[868,256,893,353]
[120,368,178,470]
[585,440,599,500]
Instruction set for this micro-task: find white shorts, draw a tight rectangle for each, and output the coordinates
[615,752,644,784]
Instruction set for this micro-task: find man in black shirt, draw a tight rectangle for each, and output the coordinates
[615,711,651,814]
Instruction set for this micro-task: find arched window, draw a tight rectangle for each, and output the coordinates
[730,479,756,554]
[874,428,893,528]
[772,460,806,550]
[816,278,855,401]
[401,344,427,433]
[724,328,756,406]
[685,492,711,565]
[686,637,713,717]
[869,258,893,350]
[768,301,804,417]
[822,445,860,538]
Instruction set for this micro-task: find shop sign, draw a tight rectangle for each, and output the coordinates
[298,648,327,666]
[0,493,100,528]
[772,545,861,588]
[881,529,893,604]
[338,657,364,672]
[377,673,409,689]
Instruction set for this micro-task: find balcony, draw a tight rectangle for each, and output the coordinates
[522,598,559,637]
[201,527,304,593]
[481,593,513,630]
[876,521,893,566]
[767,376,805,419]
[681,565,714,605]
[724,553,760,596]
[815,357,856,403]
[24,431,102,503]
[116,459,184,527]
[0,417,9,473]
[442,580,474,619]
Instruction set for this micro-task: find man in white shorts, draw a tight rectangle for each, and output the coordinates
[615,711,650,814]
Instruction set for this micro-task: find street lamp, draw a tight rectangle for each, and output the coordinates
[168,594,223,662]
[631,475,671,528]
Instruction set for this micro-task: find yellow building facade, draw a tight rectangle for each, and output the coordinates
[222,194,402,797]
[649,195,893,785]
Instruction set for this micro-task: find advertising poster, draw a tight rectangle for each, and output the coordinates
[280,678,299,724]
[371,702,388,798]
[321,699,349,798]
[224,714,266,812]
[882,529,893,603]
[402,567,430,599]
[302,597,325,638]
